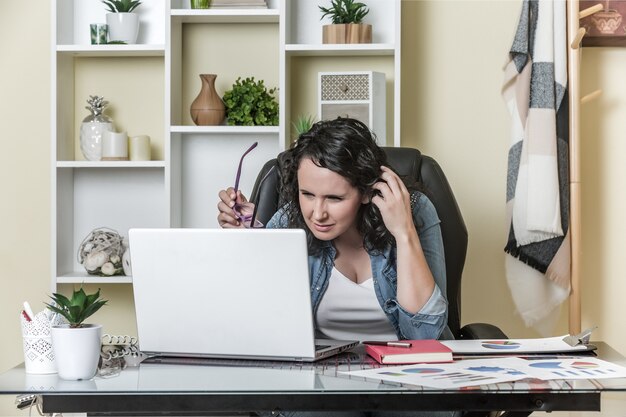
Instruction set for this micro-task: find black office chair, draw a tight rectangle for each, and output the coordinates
[250,146,507,341]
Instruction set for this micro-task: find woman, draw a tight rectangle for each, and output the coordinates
[218,118,452,342]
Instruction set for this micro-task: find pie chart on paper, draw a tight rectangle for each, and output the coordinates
[571,361,599,369]
[529,361,565,369]
[481,341,521,350]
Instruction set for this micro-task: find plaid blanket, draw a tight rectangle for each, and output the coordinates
[502,0,570,329]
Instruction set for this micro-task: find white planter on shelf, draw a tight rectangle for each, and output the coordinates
[106,13,140,44]
[51,324,102,380]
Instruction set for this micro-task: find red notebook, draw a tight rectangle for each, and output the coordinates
[365,340,453,364]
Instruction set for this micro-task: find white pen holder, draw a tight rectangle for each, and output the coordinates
[20,311,66,374]
[102,130,129,161]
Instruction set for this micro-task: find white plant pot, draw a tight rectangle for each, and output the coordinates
[51,324,102,380]
[106,13,139,44]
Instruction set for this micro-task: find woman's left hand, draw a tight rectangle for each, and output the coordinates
[370,166,415,239]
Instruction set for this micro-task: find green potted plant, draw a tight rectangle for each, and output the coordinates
[47,287,108,380]
[223,77,279,126]
[190,0,211,9]
[319,0,371,44]
[103,0,142,44]
[292,114,316,138]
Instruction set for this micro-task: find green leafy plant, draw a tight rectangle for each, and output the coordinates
[102,0,142,13]
[46,287,108,328]
[319,0,369,24]
[292,114,316,136]
[223,77,279,126]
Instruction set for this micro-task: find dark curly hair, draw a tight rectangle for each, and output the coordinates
[277,117,419,255]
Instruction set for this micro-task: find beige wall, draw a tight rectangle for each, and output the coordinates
[2,1,625,415]
[0,2,53,416]
[401,0,551,337]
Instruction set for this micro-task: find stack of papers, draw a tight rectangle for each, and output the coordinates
[343,356,626,389]
[440,335,595,355]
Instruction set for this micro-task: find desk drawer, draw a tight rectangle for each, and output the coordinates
[321,74,370,101]
[321,103,369,125]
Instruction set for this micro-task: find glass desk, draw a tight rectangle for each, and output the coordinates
[1,343,625,416]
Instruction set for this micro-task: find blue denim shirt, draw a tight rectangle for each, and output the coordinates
[266,191,452,340]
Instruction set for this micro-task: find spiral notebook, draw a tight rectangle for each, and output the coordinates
[129,228,357,362]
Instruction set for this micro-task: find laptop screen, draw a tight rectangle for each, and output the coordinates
[129,228,318,360]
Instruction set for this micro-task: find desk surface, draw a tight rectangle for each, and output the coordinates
[1,342,625,414]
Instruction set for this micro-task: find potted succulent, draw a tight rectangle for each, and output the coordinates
[190,0,211,8]
[103,0,142,44]
[319,0,371,44]
[292,114,316,138]
[47,287,108,380]
[223,77,279,126]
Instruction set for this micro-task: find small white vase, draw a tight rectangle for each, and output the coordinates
[80,121,113,161]
[106,12,140,44]
[51,324,102,380]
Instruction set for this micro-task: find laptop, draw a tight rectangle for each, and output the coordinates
[129,228,358,362]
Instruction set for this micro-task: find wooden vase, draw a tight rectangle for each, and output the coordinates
[190,74,226,126]
[322,24,372,44]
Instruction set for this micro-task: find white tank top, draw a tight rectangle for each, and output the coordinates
[315,267,397,341]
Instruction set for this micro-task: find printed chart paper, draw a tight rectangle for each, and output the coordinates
[342,358,530,389]
[519,357,626,380]
[441,336,591,354]
[342,357,626,389]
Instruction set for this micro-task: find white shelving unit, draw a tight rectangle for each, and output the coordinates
[51,0,401,288]
[282,0,401,146]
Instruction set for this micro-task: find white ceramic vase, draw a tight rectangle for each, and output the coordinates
[51,324,102,380]
[80,121,113,161]
[106,12,140,44]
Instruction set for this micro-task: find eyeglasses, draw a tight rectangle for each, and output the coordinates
[232,142,263,228]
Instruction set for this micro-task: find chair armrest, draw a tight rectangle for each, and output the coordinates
[458,323,508,340]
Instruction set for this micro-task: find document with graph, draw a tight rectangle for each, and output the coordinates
[440,336,595,355]
[342,357,531,389]
[342,357,626,389]
[518,357,626,380]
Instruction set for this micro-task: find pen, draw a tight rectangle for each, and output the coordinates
[21,310,31,322]
[363,341,412,348]
[23,302,35,322]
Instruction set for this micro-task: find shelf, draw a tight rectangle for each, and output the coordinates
[171,125,280,134]
[285,43,396,56]
[57,272,132,284]
[56,44,166,57]
[57,161,166,168]
[51,0,401,294]
[171,9,280,23]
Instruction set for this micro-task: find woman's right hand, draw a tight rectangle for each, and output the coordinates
[217,187,254,228]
